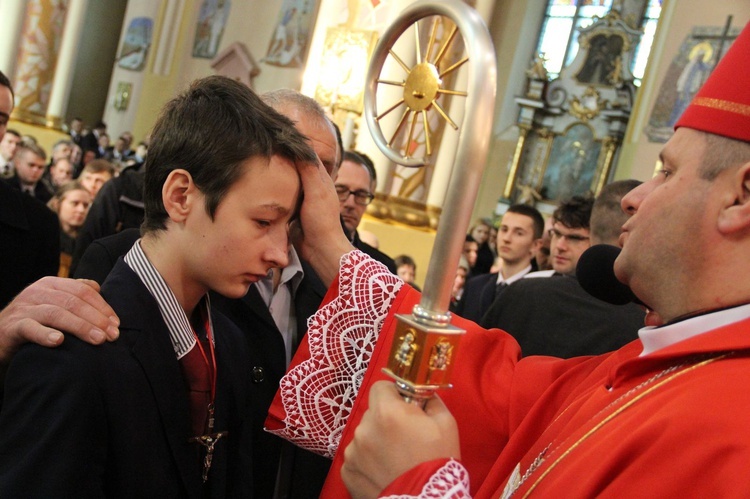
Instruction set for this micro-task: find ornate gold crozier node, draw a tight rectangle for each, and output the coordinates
[383,309,464,405]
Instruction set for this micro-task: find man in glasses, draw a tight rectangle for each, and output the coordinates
[480,181,644,358]
[335,151,396,273]
[546,195,594,277]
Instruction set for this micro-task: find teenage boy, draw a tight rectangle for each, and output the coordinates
[0,76,316,497]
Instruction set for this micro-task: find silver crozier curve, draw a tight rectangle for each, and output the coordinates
[364,0,497,326]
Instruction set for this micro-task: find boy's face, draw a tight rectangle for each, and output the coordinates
[51,159,74,186]
[186,155,301,299]
[497,212,539,266]
[397,264,415,283]
[80,170,113,198]
[15,150,46,185]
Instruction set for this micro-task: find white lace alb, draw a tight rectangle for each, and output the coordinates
[267,250,403,457]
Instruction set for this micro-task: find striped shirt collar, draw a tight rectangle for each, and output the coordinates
[124,239,212,359]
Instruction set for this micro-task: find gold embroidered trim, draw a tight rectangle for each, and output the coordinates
[520,353,731,498]
[692,97,750,117]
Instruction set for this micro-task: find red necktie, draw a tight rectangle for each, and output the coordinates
[179,338,212,437]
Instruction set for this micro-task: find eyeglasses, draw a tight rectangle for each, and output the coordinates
[335,185,374,206]
[549,228,590,244]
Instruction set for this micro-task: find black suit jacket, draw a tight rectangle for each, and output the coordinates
[3,175,53,204]
[352,230,397,274]
[481,274,644,358]
[70,166,145,276]
[73,228,141,284]
[0,180,59,308]
[453,272,500,323]
[73,231,332,497]
[210,259,331,498]
[0,260,253,497]
[80,132,101,156]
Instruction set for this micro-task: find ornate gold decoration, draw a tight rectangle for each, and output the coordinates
[578,11,633,52]
[569,86,607,122]
[382,314,464,403]
[692,96,750,118]
[525,53,548,81]
[374,16,468,161]
[516,182,542,206]
[393,330,418,378]
[426,338,453,384]
[314,27,379,114]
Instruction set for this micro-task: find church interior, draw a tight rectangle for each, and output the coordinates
[2,0,748,288]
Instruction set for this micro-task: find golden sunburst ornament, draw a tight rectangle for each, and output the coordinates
[374,17,468,161]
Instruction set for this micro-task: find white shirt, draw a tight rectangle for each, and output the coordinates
[255,246,305,365]
[495,264,533,286]
[639,302,750,356]
[124,239,212,359]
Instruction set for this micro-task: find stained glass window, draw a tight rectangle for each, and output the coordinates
[535,0,662,85]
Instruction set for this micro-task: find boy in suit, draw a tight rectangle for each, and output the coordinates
[0,76,317,497]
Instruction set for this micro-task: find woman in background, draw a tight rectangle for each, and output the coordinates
[48,181,92,277]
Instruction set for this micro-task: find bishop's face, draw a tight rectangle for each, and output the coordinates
[615,127,724,322]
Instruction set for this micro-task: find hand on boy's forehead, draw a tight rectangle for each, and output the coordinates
[277,106,338,178]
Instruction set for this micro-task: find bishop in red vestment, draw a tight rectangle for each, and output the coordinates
[267,20,750,498]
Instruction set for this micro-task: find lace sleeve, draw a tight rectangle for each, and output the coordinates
[380,459,472,499]
[267,250,403,457]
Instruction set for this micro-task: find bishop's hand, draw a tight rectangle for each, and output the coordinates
[341,380,461,499]
[293,156,354,286]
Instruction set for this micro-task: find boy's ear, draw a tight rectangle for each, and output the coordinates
[718,162,750,234]
[162,169,197,223]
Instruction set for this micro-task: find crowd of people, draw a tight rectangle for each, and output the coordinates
[0,108,146,284]
[449,181,644,358]
[1,19,749,498]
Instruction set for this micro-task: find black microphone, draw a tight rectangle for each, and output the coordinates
[576,244,643,306]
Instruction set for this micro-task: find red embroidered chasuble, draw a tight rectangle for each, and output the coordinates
[266,251,750,498]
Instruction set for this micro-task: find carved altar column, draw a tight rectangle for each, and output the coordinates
[0,1,27,80]
[11,0,70,125]
[46,0,89,128]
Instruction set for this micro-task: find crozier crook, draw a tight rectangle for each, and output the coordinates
[363,0,497,403]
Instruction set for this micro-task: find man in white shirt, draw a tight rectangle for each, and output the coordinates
[454,204,544,323]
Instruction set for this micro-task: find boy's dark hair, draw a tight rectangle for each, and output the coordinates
[591,179,641,245]
[17,142,47,161]
[0,70,14,98]
[505,204,545,239]
[82,158,115,176]
[394,254,416,269]
[142,76,317,233]
[552,195,594,230]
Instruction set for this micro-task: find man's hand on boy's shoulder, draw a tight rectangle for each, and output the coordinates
[0,277,120,363]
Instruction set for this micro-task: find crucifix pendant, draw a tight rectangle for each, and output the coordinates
[191,431,229,482]
[188,404,228,482]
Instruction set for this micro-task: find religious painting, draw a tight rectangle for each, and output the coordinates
[193,0,231,59]
[118,17,153,71]
[263,0,319,68]
[645,24,740,143]
[513,130,553,205]
[541,124,601,202]
[575,33,624,86]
